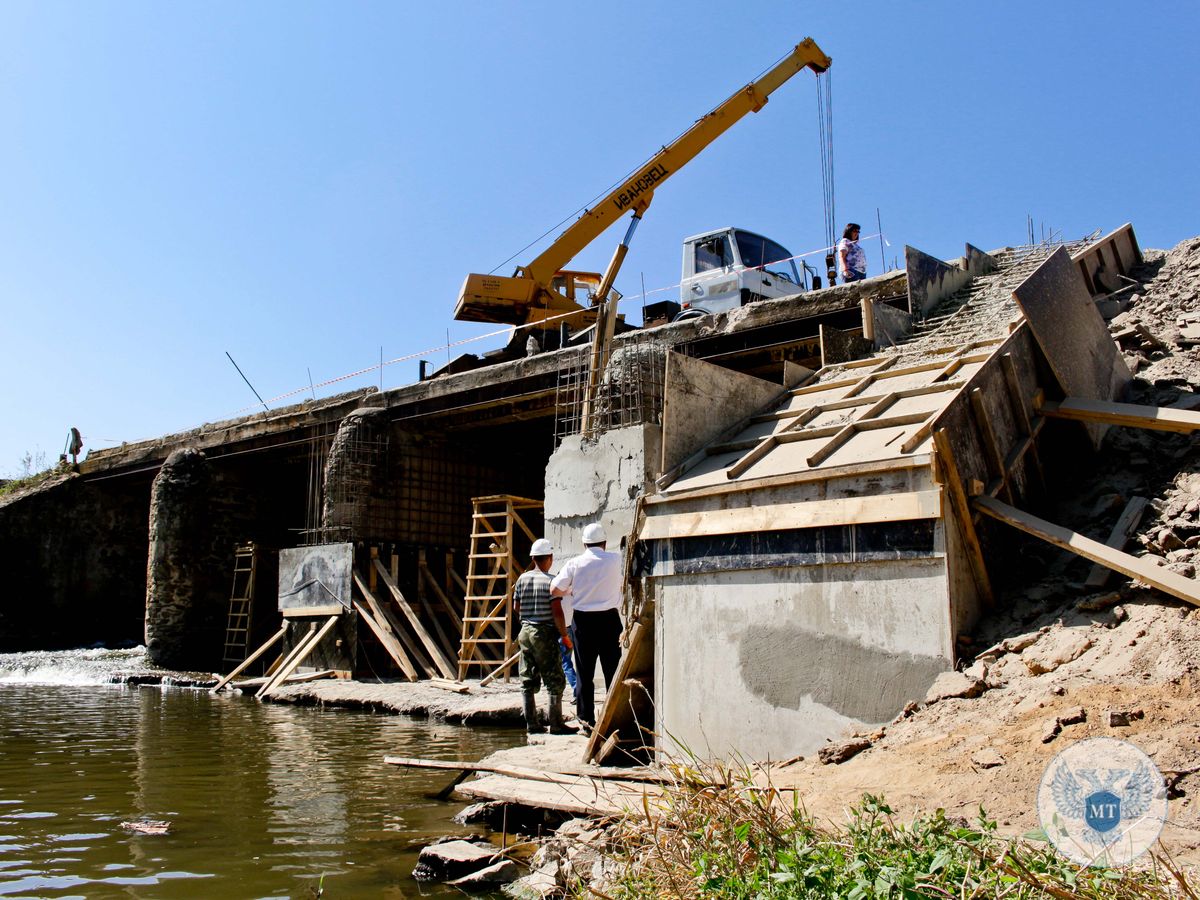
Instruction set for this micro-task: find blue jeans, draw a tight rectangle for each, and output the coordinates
[842,270,866,283]
[559,624,579,701]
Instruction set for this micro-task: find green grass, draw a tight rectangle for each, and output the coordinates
[577,763,1195,899]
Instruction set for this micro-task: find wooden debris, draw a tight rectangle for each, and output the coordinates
[120,820,172,835]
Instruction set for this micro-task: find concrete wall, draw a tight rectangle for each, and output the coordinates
[0,472,151,651]
[655,553,952,760]
[544,424,661,556]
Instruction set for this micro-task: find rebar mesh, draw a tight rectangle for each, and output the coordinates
[554,335,668,445]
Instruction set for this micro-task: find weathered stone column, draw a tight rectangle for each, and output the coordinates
[321,407,388,540]
[145,448,209,667]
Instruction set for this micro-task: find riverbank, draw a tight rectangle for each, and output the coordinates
[267,677,528,725]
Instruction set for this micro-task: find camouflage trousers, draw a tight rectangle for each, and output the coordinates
[518,622,565,695]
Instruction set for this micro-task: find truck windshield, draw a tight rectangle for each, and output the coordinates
[735,231,800,283]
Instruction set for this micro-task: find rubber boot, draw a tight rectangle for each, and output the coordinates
[523,690,546,734]
[548,693,578,735]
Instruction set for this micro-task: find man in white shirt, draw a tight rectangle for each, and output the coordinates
[551,522,623,728]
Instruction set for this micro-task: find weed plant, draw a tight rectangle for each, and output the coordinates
[580,760,1195,899]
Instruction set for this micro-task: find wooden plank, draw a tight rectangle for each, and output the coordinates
[584,619,656,764]
[355,570,436,678]
[932,429,995,606]
[640,490,941,541]
[352,598,420,681]
[282,604,343,618]
[374,559,458,679]
[1040,398,1200,434]
[1084,496,1150,589]
[258,615,339,699]
[211,623,287,693]
[426,678,471,694]
[651,454,932,504]
[228,669,336,689]
[455,772,643,817]
[974,496,1200,607]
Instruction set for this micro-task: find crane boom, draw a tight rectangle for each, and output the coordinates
[454,37,831,328]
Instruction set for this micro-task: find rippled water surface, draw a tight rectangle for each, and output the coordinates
[0,649,523,898]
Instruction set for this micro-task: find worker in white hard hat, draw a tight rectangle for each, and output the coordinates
[551,522,623,729]
[513,538,577,735]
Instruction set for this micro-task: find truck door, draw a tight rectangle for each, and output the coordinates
[681,232,741,314]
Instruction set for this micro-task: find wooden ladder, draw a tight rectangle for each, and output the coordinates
[457,495,542,680]
[222,544,256,666]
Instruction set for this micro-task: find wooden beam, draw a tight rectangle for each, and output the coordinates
[257,615,340,699]
[282,604,343,618]
[374,559,458,679]
[354,569,436,677]
[640,490,941,541]
[932,429,995,606]
[1039,397,1200,434]
[969,388,1012,503]
[353,598,419,681]
[211,623,287,693]
[1084,496,1150,589]
[384,755,668,785]
[974,496,1200,607]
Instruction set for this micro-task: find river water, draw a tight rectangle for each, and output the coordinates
[0,649,523,898]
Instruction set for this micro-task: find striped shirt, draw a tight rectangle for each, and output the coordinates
[514,568,555,624]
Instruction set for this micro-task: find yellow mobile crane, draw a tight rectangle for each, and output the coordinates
[453,37,832,331]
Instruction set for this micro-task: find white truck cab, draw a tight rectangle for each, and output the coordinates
[676,227,813,320]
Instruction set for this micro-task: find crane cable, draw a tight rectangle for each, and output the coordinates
[815,70,835,274]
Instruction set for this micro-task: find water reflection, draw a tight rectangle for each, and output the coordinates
[0,649,522,898]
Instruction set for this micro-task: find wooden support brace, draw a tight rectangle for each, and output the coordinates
[974,496,1200,607]
[373,558,458,679]
[353,598,419,681]
[353,570,433,678]
[257,615,339,699]
[1084,496,1150,589]
[932,429,995,607]
[1039,397,1200,434]
[212,623,288,693]
[479,651,521,687]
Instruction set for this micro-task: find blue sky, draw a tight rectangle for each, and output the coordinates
[2,1,1197,475]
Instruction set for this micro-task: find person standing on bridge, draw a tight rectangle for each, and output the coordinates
[551,523,623,730]
[837,223,867,283]
[513,539,577,736]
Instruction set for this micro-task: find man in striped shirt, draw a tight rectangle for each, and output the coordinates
[513,539,577,735]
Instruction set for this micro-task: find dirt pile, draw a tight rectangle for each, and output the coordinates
[770,236,1200,861]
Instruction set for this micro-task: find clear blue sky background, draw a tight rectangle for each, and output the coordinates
[2,1,1197,475]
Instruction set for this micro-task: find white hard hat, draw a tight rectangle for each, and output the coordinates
[530,538,554,557]
[582,523,607,545]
